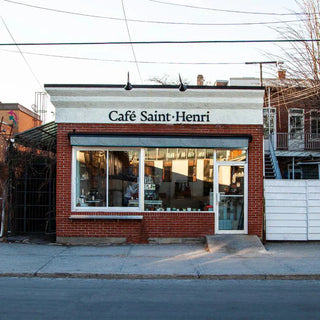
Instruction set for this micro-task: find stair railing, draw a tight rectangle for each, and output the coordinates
[269,134,282,179]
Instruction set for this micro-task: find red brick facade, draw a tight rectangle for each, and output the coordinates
[56,123,264,243]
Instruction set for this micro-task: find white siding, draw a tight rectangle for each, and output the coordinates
[265,180,320,241]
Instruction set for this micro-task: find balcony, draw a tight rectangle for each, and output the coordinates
[275,133,320,151]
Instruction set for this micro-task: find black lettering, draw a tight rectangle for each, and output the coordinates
[140,111,148,121]
[109,110,118,121]
[129,111,136,121]
[192,114,201,122]
[176,111,186,122]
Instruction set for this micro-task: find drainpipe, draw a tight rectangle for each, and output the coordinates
[292,157,295,180]
[0,192,5,237]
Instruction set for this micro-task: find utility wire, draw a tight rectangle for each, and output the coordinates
[121,0,142,82]
[0,47,246,65]
[2,0,306,26]
[0,16,43,89]
[149,0,313,16]
[1,39,320,46]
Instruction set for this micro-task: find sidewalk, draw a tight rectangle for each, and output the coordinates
[0,239,320,279]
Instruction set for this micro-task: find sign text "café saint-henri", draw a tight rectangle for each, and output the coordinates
[107,110,211,124]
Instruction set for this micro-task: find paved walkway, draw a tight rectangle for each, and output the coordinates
[0,240,320,279]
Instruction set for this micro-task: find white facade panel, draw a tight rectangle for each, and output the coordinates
[265,180,320,241]
[266,234,307,241]
[45,87,264,125]
[265,206,307,214]
[266,220,307,227]
[265,213,306,220]
[265,200,307,207]
[264,193,306,201]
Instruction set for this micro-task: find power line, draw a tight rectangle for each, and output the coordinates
[0,16,43,90]
[2,0,305,26]
[0,48,247,65]
[121,0,142,82]
[148,0,311,16]
[1,39,320,46]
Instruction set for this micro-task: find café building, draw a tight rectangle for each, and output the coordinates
[45,84,265,244]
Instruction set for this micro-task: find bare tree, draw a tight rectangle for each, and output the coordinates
[275,0,320,88]
[148,74,190,85]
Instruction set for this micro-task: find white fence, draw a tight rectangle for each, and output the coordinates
[264,180,320,241]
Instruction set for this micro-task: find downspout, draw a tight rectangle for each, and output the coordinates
[0,191,5,237]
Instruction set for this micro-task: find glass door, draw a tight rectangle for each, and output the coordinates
[215,165,247,234]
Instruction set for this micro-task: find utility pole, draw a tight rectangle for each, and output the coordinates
[245,61,284,86]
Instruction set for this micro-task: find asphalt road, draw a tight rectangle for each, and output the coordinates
[0,278,320,320]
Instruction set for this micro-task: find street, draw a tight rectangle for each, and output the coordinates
[0,278,319,320]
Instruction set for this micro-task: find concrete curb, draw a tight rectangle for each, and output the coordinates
[1,273,320,280]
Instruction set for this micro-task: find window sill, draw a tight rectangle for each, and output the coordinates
[69,215,143,220]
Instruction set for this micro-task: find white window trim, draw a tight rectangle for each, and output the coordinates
[71,146,142,213]
[310,109,320,137]
[289,108,304,139]
[214,161,248,235]
[71,147,248,214]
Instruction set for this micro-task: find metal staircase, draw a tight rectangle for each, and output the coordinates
[264,152,276,179]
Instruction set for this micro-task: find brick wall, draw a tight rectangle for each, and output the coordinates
[56,123,264,243]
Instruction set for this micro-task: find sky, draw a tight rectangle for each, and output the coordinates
[0,0,302,121]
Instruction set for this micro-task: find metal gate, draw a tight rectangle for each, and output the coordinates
[11,163,56,234]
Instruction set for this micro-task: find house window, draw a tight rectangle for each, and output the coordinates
[310,110,320,138]
[263,108,276,139]
[289,109,304,140]
[73,147,246,212]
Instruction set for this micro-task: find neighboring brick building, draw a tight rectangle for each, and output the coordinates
[45,84,265,244]
[231,75,320,179]
[0,103,41,134]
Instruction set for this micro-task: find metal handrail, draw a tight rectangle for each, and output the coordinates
[269,135,282,179]
[275,132,320,151]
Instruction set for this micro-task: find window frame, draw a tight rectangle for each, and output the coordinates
[310,109,320,139]
[289,108,304,140]
[71,146,247,213]
[72,146,144,212]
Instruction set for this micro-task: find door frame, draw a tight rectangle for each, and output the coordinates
[214,162,248,234]
[263,107,277,151]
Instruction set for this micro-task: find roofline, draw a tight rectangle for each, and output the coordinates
[44,84,265,90]
[0,103,41,120]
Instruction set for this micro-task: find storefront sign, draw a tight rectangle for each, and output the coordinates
[107,109,211,124]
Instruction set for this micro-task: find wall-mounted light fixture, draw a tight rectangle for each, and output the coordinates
[124,72,133,90]
[178,74,187,92]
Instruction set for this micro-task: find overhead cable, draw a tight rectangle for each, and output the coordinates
[149,0,314,16]
[2,0,306,26]
[0,16,43,90]
[0,48,246,64]
[121,0,142,82]
[1,39,320,46]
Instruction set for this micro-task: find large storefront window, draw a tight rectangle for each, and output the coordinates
[108,150,140,207]
[144,148,214,211]
[74,147,246,212]
[76,151,107,207]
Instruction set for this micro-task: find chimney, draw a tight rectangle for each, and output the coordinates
[197,74,204,86]
[214,80,228,86]
[278,69,286,80]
